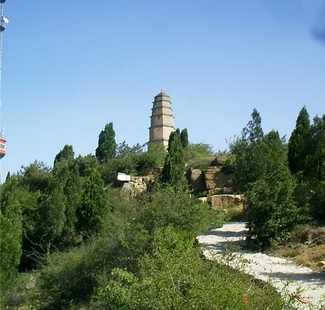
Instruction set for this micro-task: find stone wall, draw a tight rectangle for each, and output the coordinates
[187,156,233,194]
[190,156,244,211]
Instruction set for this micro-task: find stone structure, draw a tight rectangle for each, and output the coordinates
[118,173,155,196]
[210,194,243,210]
[187,156,233,194]
[188,168,206,192]
[149,89,174,148]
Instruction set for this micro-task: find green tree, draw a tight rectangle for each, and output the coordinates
[245,134,299,248]
[116,141,143,158]
[54,145,74,167]
[53,160,82,247]
[309,115,325,182]
[288,107,311,176]
[62,162,82,245]
[231,109,266,191]
[37,176,67,256]
[180,128,189,149]
[77,169,109,237]
[183,143,214,161]
[242,108,264,144]
[20,161,51,193]
[0,191,22,299]
[76,154,100,178]
[231,110,299,247]
[96,122,117,162]
[160,129,187,189]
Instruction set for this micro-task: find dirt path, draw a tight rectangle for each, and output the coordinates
[197,222,325,309]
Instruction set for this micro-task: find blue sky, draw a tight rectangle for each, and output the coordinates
[1,0,325,177]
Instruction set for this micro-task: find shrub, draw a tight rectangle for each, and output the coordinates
[183,143,214,161]
[92,227,287,310]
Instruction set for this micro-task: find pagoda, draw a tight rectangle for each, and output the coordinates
[149,89,175,149]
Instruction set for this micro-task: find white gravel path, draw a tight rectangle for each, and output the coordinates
[197,222,325,309]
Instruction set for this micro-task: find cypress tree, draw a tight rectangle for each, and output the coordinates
[38,177,67,255]
[77,169,109,237]
[180,128,189,149]
[160,129,187,189]
[95,122,117,162]
[288,107,311,175]
[54,145,74,167]
[309,115,325,182]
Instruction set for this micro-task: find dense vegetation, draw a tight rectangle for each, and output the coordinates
[230,108,325,249]
[1,107,324,309]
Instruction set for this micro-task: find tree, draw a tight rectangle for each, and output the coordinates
[37,176,67,256]
[231,110,300,247]
[160,129,187,189]
[180,128,189,149]
[288,107,311,175]
[116,141,143,158]
[0,192,22,300]
[231,109,266,191]
[244,131,298,248]
[242,108,264,144]
[309,115,325,182]
[53,160,82,246]
[20,161,51,193]
[54,145,74,167]
[246,172,298,248]
[183,143,214,161]
[76,154,100,178]
[77,169,109,237]
[96,123,117,162]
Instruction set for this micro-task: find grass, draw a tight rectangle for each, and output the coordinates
[267,225,325,272]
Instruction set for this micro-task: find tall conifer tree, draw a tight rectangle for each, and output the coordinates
[180,128,189,149]
[288,107,311,175]
[310,115,325,182]
[95,123,117,162]
[77,169,109,237]
[54,145,74,167]
[160,129,187,189]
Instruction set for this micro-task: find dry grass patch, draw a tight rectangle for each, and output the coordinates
[267,226,325,272]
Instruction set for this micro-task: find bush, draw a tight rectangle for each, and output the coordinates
[132,186,223,236]
[92,227,287,310]
[246,176,299,248]
[183,143,214,161]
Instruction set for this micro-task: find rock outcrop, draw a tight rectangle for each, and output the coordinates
[188,168,206,192]
[120,173,154,195]
[211,194,244,210]
[186,156,233,194]
[205,166,222,190]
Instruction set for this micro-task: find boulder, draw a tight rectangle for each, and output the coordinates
[205,166,231,190]
[211,194,243,210]
[189,168,206,192]
[130,177,147,192]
